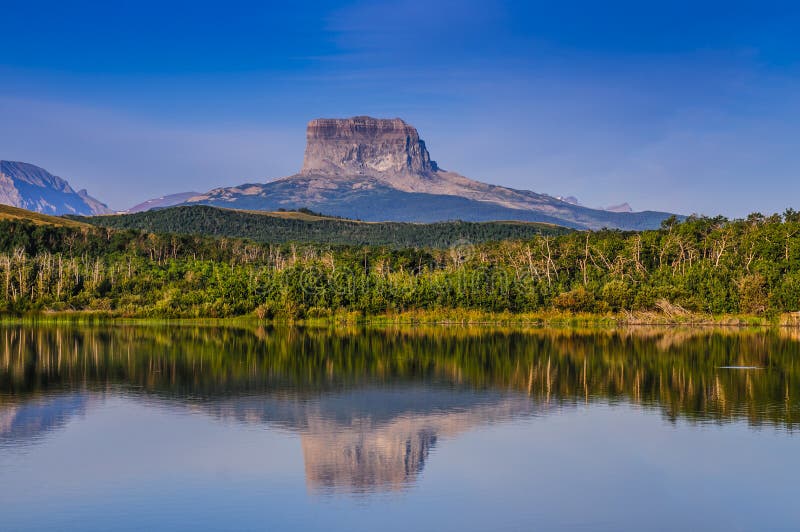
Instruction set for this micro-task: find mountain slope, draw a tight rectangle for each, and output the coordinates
[605,202,633,213]
[0,204,92,228]
[180,117,676,230]
[187,175,670,230]
[0,161,111,216]
[77,205,572,248]
[126,191,201,213]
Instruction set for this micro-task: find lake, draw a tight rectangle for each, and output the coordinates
[1,325,798,531]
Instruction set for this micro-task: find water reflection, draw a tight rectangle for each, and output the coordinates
[0,392,89,447]
[202,388,540,493]
[1,324,799,493]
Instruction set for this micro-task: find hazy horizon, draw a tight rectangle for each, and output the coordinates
[2,1,799,216]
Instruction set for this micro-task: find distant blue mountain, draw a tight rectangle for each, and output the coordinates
[0,161,111,216]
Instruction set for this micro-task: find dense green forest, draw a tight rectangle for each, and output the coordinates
[2,210,800,319]
[75,205,570,247]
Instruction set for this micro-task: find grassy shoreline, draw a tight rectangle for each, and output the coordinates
[1,308,797,328]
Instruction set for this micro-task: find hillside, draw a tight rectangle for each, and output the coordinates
[76,205,572,248]
[0,161,111,216]
[0,204,91,229]
[177,117,676,230]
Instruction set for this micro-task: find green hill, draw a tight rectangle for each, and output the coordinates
[0,204,92,229]
[75,205,572,248]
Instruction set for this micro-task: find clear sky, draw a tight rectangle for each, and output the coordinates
[1,0,799,215]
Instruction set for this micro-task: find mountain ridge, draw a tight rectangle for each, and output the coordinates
[0,161,111,216]
[177,117,676,230]
[126,191,201,213]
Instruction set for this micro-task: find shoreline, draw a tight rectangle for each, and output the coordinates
[0,309,796,328]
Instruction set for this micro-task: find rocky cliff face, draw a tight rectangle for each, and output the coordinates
[301,117,437,177]
[0,161,111,216]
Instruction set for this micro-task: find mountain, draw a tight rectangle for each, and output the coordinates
[0,161,111,216]
[556,195,580,205]
[178,117,676,230]
[553,196,634,213]
[77,205,571,248]
[605,202,633,213]
[125,191,201,213]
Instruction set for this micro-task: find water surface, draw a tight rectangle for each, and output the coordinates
[1,325,798,531]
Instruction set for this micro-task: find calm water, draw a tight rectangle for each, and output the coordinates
[1,325,798,531]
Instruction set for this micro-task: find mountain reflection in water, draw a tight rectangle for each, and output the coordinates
[1,324,798,494]
[0,393,88,446]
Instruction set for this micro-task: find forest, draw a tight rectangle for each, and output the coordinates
[2,210,800,319]
[74,205,570,247]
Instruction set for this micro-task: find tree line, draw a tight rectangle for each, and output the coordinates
[1,210,800,318]
[74,205,569,248]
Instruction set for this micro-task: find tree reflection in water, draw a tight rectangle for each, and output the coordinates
[1,325,798,492]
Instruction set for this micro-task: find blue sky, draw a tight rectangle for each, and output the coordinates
[1,0,799,215]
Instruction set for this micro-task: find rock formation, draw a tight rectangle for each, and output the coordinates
[301,116,437,177]
[0,161,111,216]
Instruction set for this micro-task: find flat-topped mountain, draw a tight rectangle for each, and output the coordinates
[175,117,675,230]
[302,116,438,176]
[0,161,111,216]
